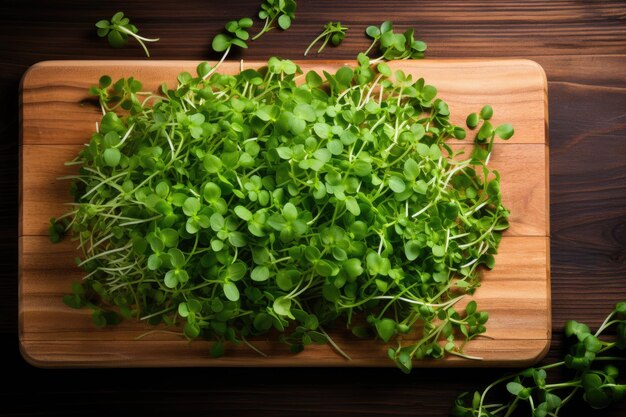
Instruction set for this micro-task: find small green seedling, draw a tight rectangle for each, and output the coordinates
[207,18,253,79]
[95,12,159,57]
[253,0,297,40]
[466,105,514,163]
[363,21,426,61]
[304,22,348,56]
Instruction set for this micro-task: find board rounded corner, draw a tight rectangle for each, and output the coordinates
[518,59,548,93]
[20,61,53,93]
[521,337,552,367]
[19,337,54,369]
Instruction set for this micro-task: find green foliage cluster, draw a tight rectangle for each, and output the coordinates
[453,302,626,416]
[52,55,511,371]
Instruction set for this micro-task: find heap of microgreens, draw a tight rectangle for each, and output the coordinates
[51,52,513,371]
[453,302,626,416]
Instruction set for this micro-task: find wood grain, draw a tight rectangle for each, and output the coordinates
[19,60,550,367]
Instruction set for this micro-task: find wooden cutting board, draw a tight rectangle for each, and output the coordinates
[19,60,550,367]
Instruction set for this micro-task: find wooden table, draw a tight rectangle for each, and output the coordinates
[2,1,626,415]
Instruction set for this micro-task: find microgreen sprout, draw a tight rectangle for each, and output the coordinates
[466,105,515,164]
[52,55,511,371]
[208,18,253,78]
[363,21,427,61]
[304,22,348,56]
[453,301,626,416]
[253,0,297,40]
[95,12,159,57]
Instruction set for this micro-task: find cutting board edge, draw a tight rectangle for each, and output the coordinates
[18,337,552,369]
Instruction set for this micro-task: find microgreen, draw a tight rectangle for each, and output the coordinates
[304,22,348,56]
[453,301,626,416]
[466,105,515,163]
[253,0,297,40]
[363,21,427,61]
[207,18,253,78]
[52,55,511,371]
[96,12,159,57]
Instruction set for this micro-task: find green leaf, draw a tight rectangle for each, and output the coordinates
[273,296,294,319]
[100,112,125,133]
[107,30,127,48]
[404,240,421,261]
[168,248,186,268]
[432,245,445,258]
[276,147,293,159]
[480,105,493,120]
[375,318,397,342]
[226,262,247,281]
[345,196,360,216]
[183,197,201,216]
[103,148,121,167]
[212,33,232,52]
[99,75,112,88]
[301,70,322,89]
[495,123,515,140]
[327,139,343,155]
[147,254,162,270]
[466,112,479,129]
[506,381,525,396]
[203,182,221,202]
[234,205,253,221]
[95,20,110,29]
[366,26,380,38]
[251,266,270,282]
[477,121,494,141]
[343,258,363,278]
[223,282,240,301]
[403,158,420,180]
[164,270,178,288]
[278,14,292,30]
[178,302,190,317]
[238,17,254,28]
[389,176,406,193]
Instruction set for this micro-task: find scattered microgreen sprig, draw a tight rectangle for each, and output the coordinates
[304,22,349,56]
[253,0,297,40]
[453,301,626,416]
[363,21,427,61]
[467,105,515,164]
[208,18,253,79]
[52,55,511,371]
[96,12,159,57]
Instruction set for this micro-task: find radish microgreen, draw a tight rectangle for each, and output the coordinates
[304,22,348,56]
[253,0,297,40]
[96,12,159,57]
[52,55,512,371]
[363,21,427,61]
[453,302,626,416]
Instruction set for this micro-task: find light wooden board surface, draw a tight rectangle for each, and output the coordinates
[19,59,550,367]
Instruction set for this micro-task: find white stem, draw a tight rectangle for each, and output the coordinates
[203,46,231,80]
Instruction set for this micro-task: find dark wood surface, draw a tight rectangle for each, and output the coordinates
[2,0,626,415]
